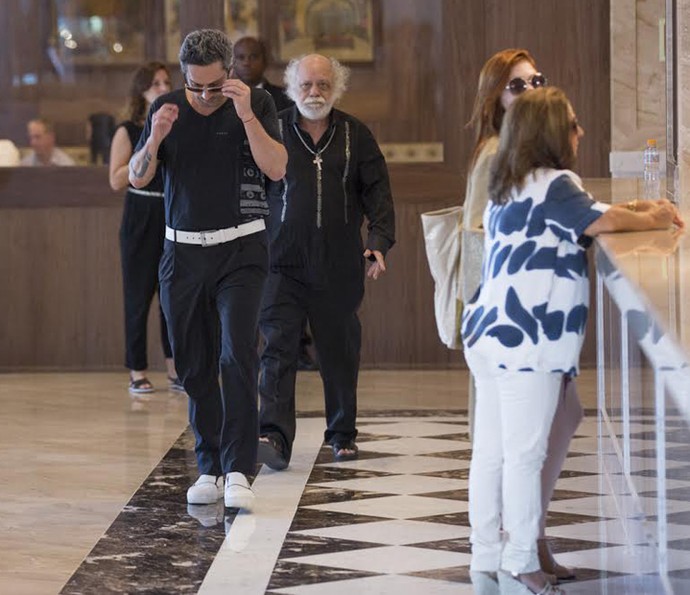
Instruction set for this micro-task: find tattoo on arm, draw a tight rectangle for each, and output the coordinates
[130,150,152,179]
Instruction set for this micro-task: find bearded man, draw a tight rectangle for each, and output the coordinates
[257,54,396,469]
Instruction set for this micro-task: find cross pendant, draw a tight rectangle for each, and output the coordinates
[313,154,323,172]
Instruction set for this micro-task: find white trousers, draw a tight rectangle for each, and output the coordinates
[466,351,561,574]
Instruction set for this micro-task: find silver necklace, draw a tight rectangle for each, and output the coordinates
[293,123,337,228]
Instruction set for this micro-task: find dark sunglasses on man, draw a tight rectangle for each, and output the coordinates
[505,73,547,95]
[184,70,230,95]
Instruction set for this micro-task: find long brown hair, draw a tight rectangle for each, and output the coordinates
[468,49,536,167]
[488,87,577,205]
[125,61,169,125]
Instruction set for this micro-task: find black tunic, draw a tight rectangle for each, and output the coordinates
[266,106,395,285]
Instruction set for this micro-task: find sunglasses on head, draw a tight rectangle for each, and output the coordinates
[505,73,547,95]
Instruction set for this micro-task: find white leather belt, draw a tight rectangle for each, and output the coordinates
[165,219,265,247]
[129,188,164,197]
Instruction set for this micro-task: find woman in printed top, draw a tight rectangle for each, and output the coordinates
[462,49,584,586]
[463,86,682,595]
[109,62,182,395]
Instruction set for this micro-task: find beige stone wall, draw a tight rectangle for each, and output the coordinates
[677,0,690,200]
[611,0,667,174]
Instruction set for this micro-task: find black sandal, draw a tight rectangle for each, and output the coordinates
[332,440,358,462]
[258,435,289,470]
[129,377,154,394]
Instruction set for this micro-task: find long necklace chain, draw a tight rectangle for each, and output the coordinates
[293,123,337,228]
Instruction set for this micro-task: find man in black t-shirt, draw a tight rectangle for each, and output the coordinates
[129,29,287,512]
[257,54,395,471]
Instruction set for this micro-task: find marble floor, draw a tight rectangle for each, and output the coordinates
[1,369,689,594]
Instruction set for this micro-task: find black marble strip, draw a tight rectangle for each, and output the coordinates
[60,428,237,595]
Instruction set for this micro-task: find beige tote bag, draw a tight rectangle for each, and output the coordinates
[421,206,463,349]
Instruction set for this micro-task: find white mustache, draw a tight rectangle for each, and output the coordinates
[296,96,334,120]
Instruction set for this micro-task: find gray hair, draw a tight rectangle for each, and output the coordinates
[284,55,350,103]
[179,29,233,76]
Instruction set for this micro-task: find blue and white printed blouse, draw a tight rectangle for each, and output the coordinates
[461,169,609,376]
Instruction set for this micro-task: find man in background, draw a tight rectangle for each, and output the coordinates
[233,36,293,113]
[21,118,75,166]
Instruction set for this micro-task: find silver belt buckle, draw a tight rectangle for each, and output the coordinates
[199,230,217,247]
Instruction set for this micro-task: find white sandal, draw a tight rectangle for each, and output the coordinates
[498,571,566,594]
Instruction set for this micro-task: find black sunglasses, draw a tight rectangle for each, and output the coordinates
[185,82,225,95]
[184,71,229,95]
[505,73,547,95]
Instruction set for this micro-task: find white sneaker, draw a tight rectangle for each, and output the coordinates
[224,472,255,511]
[186,474,224,504]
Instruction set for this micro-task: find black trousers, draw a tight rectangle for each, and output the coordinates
[259,268,364,462]
[119,195,172,371]
[159,231,268,477]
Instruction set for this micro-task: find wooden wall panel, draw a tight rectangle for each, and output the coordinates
[143,0,168,61]
[262,0,610,179]
[178,0,225,37]
[359,197,464,368]
[0,207,123,369]
[481,0,611,177]
[0,1,611,370]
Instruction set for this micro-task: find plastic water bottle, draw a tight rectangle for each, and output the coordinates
[642,139,660,200]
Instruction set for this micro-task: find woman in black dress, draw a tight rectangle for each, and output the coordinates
[109,62,181,394]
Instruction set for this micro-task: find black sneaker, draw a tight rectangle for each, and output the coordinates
[168,376,186,393]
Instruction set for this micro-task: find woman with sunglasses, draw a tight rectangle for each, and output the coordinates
[109,62,182,395]
[464,86,682,595]
[462,49,580,587]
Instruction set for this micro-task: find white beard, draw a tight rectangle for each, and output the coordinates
[296,99,334,121]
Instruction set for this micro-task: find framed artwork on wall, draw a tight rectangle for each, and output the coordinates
[277,0,375,63]
[164,0,259,63]
[224,0,260,42]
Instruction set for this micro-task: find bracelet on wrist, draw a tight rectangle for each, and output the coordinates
[242,116,255,124]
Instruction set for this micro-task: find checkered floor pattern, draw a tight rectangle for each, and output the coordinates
[59,409,690,594]
[264,412,690,594]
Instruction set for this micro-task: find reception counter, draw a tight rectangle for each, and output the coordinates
[0,165,464,370]
[594,207,689,592]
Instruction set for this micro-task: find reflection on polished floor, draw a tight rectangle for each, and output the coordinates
[2,369,689,594]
